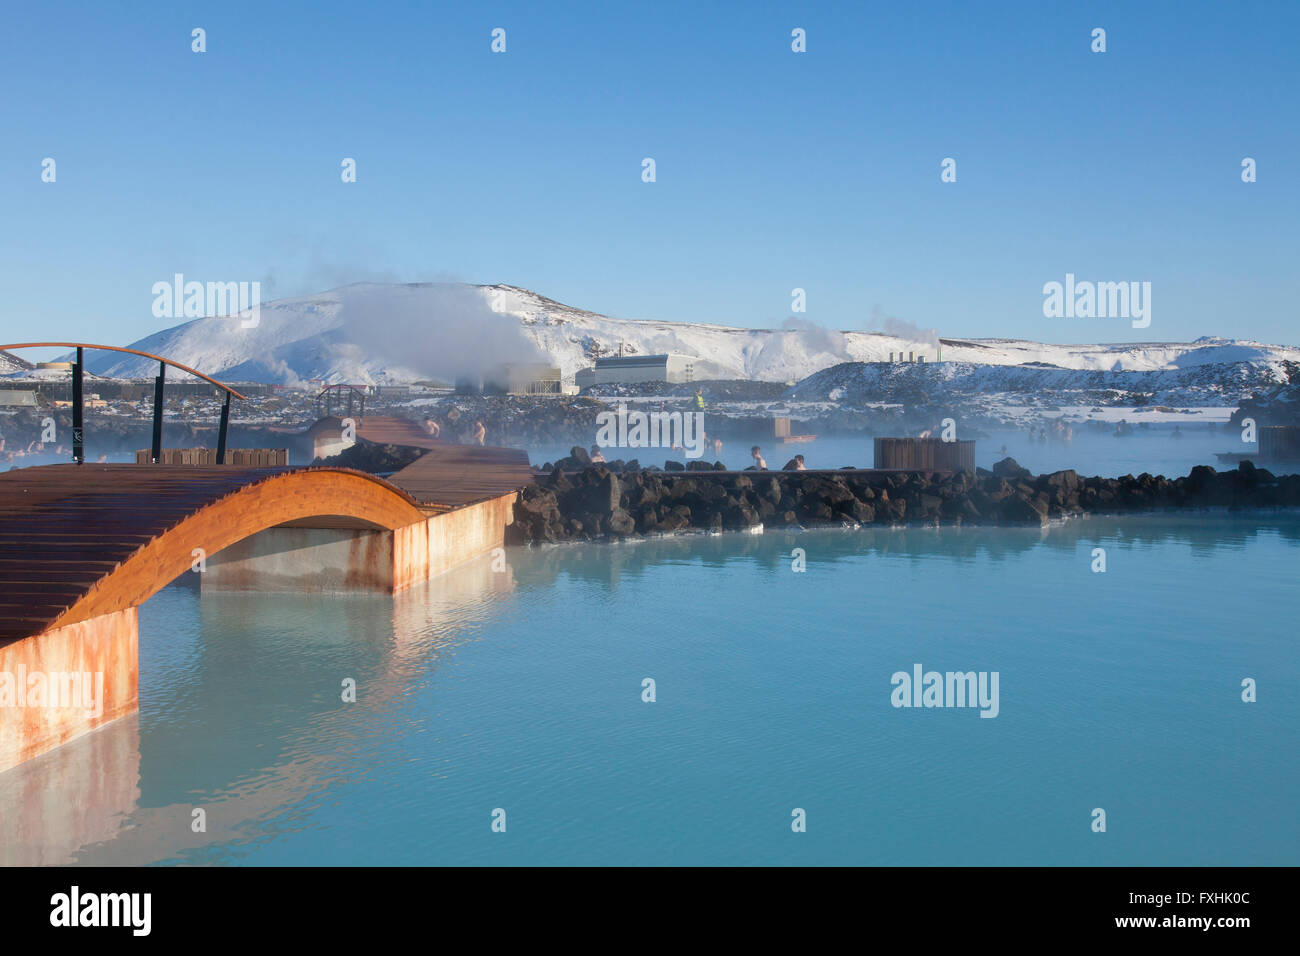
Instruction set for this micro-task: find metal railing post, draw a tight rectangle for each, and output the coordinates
[72,347,84,463]
[216,391,231,464]
[151,360,166,463]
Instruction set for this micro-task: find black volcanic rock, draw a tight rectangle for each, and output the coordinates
[505,461,1300,543]
[314,440,424,473]
[992,457,1032,480]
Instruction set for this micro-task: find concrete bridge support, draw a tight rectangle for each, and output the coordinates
[0,607,139,775]
[202,493,516,594]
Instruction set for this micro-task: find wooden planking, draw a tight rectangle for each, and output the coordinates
[388,444,534,510]
[0,463,427,644]
[355,416,445,449]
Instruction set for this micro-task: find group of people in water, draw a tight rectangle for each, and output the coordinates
[1028,419,1077,444]
[744,446,807,471]
[0,437,109,466]
[423,417,486,445]
[1025,418,1184,442]
[581,441,807,471]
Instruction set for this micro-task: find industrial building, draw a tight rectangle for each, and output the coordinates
[485,363,563,396]
[455,364,564,396]
[0,389,36,407]
[574,353,697,388]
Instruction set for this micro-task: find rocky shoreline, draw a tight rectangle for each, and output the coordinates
[506,452,1300,544]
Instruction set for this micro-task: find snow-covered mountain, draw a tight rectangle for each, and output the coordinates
[71,282,1300,390]
[0,350,33,375]
[786,359,1293,411]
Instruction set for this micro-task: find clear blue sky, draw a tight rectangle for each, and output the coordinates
[2,0,1297,355]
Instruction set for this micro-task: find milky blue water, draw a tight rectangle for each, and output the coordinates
[4,514,1295,866]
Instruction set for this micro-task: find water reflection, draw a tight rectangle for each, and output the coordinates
[512,513,1300,588]
[0,551,514,865]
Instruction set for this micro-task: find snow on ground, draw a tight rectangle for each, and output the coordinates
[786,359,1287,412]
[1001,405,1236,424]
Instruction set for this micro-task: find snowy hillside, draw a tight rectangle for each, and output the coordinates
[0,351,33,375]
[70,282,1300,390]
[787,360,1295,410]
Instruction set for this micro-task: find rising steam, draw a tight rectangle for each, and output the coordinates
[870,304,939,347]
[334,282,547,384]
[780,316,851,359]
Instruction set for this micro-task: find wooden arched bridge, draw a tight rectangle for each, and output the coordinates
[0,341,537,773]
[0,447,532,773]
[0,442,535,638]
[0,464,423,642]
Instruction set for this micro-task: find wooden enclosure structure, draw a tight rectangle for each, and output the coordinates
[135,448,288,466]
[873,437,976,471]
[1259,426,1300,462]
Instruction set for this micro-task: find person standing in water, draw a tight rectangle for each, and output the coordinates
[749,445,767,470]
[472,420,486,445]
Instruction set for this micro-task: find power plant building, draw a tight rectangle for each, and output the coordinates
[483,364,563,396]
[575,353,697,388]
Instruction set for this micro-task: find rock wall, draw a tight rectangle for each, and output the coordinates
[506,456,1300,544]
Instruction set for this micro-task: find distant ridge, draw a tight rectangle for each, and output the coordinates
[53,283,1300,390]
[0,350,35,374]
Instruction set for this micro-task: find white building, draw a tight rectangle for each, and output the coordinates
[0,390,36,407]
[576,353,698,388]
[484,363,563,396]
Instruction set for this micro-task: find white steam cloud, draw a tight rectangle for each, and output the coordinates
[871,304,939,347]
[334,282,546,384]
[780,316,851,359]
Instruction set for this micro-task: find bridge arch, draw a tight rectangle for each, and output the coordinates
[0,342,246,398]
[0,341,245,464]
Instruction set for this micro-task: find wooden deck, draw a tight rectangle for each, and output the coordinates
[354,415,445,449]
[387,444,535,513]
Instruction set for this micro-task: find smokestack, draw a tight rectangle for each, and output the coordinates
[909,351,914,362]
[889,352,894,362]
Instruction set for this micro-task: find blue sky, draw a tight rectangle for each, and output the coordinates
[1,0,1297,355]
